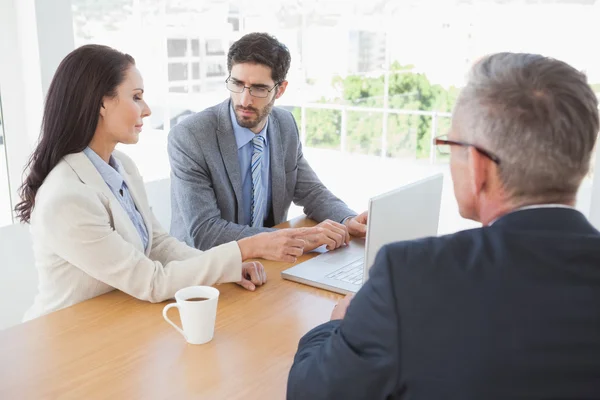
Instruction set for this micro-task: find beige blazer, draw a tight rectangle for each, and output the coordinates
[24,150,242,321]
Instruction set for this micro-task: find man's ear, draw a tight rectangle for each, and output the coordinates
[467,146,489,198]
[275,81,288,99]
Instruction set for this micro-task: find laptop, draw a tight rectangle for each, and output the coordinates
[281,173,444,294]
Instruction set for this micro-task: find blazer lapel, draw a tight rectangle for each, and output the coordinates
[63,152,146,253]
[216,99,244,221]
[64,152,115,203]
[268,116,286,224]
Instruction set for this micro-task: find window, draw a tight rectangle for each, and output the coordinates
[205,39,225,56]
[228,17,240,32]
[191,39,200,57]
[167,38,187,58]
[168,63,188,81]
[69,0,600,233]
[0,91,12,227]
[206,62,225,78]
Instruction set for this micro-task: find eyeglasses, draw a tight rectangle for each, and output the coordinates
[433,134,501,165]
[225,76,281,99]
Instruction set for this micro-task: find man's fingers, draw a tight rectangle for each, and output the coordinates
[323,219,346,230]
[321,221,349,247]
[322,220,347,234]
[328,229,346,248]
[331,221,350,243]
[286,245,303,257]
[282,255,297,263]
[289,228,308,239]
[343,223,351,244]
[321,235,337,251]
[358,211,369,224]
[322,226,344,248]
[287,238,306,250]
[350,219,367,235]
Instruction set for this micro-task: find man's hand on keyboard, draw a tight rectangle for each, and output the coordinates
[343,211,368,238]
[296,219,350,252]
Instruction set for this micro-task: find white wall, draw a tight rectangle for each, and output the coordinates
[34,0,75,96]
[0,0,44,213]
[0,0,75,222]
[0,223,36,331]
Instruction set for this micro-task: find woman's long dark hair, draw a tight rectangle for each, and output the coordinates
[15,44,135,223]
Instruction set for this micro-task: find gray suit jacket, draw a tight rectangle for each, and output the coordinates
[168,99,356,250]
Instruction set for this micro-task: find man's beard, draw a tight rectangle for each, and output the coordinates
[234,96,276,130]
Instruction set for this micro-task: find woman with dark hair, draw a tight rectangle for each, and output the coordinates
[17,44,267,320]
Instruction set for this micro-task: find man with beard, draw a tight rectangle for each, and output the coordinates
[168,32,367,262]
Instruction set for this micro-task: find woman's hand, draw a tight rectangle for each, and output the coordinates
[236,261,267,291]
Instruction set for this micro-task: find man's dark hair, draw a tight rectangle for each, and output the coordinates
[227,32,291,83]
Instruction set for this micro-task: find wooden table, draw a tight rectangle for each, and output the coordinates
[0,217,341,400]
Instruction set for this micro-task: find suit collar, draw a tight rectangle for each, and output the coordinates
[64,152,115,202]
[82,146,124,193]
[491,207,598,235]
[216,99,244,221]
[268,114,285,223]
[63,151,152,254]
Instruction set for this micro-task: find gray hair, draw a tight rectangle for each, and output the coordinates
[454,52,599,203]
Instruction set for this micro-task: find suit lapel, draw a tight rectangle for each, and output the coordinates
[64,152,115,203]
[268,116,285,224]
[216,99,244,221]
[63,152,146,253]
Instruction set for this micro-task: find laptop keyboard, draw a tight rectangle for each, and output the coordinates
[326,258,365,285]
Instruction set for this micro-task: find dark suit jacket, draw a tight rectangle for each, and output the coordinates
[288,208,600,399]
[168,99,356,250]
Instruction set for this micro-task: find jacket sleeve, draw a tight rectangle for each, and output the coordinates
[148,212,208,263]
[39,188,242,303]
[168,122,275,250]
[287,245,401,399]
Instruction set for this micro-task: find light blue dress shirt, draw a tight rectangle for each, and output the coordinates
[230,105,272,227]
[83,147,149,251]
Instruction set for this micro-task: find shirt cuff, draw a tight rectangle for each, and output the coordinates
[340,215,355,225]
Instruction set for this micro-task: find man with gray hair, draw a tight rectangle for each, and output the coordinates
[286,53,600,399]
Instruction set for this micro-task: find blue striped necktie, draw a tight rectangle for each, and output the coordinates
[251,135,266,227]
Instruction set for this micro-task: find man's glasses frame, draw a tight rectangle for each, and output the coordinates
[433,134,501,165]
[225,76,281,99]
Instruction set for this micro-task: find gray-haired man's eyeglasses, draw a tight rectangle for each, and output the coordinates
[434,134,501,165]
[225,76,281,98]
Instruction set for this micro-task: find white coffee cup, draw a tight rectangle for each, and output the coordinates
[162,286,220,345]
